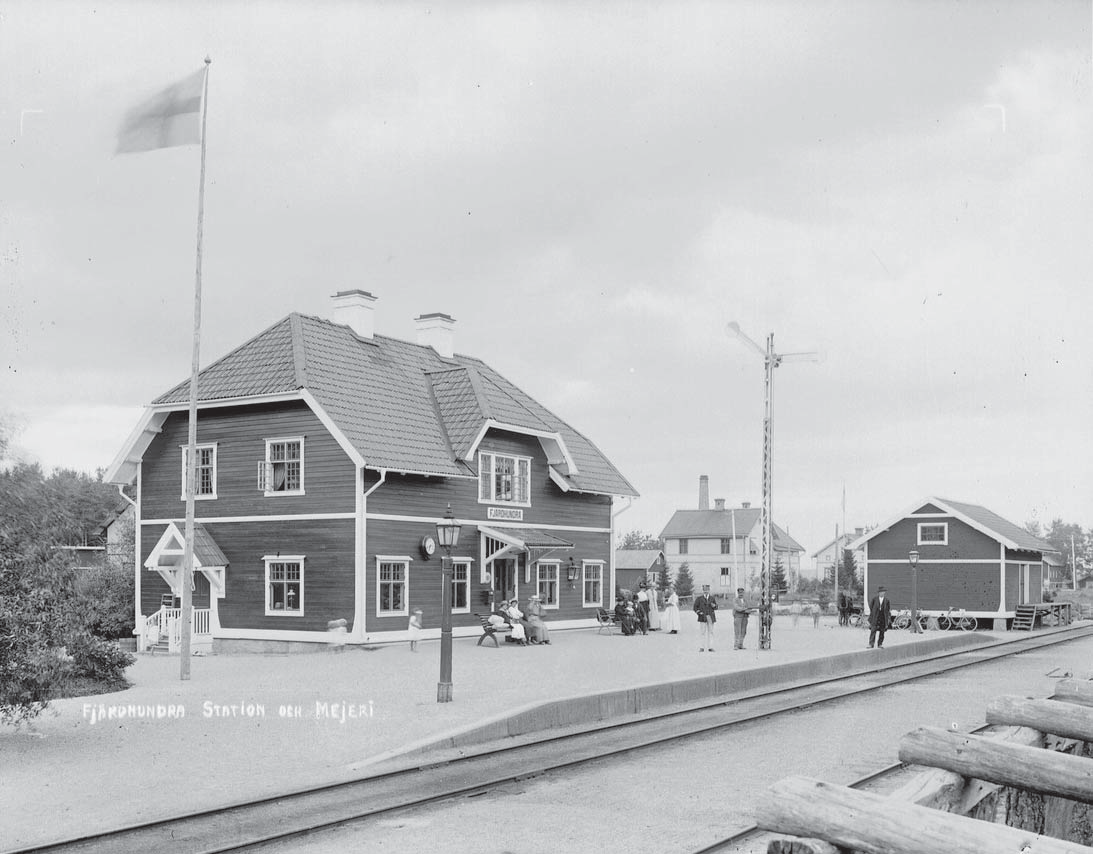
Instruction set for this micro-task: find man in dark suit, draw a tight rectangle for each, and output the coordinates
[868,586,892,649]
[693,584,718,652]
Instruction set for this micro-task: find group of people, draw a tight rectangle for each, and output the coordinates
[485,594,552,645]
[614,581,682,636]
[694,584,760,651]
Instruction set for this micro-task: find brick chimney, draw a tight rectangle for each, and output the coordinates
[714,498,726,511]
[742,501,751,509]
[415,312,456,359]
[331,290,376,340]
[698,475,710,510]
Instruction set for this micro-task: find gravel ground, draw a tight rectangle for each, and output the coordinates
[0,614,1055,849]
[265,632,1093,854]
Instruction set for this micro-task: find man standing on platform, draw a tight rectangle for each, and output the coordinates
[693,584,718,652]
[732,587,756,650]
[868,586,891,649]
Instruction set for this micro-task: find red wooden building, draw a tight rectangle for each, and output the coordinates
[849,497,1054,629]
[107,291,638,651]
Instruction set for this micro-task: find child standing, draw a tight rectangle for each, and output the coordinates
[408,608,423,651]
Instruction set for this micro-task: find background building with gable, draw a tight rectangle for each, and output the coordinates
[107,291,638,651]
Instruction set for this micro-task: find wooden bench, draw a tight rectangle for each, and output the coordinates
[474,613,512,647]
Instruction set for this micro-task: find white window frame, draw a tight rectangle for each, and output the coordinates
[478,451,532,506]
[537,560,560,609]
[720,538,732,554]
[582,560,604,607]
[376,555,411,617]
[451,559,472,615]
[917,522,948,546]
[719,567,732,587]
[260,436,305,496]
[679,539,689,555]
[263,555,304,616]
[180,443,218,500]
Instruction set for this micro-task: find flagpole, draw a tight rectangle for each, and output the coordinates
[180,56,212,681]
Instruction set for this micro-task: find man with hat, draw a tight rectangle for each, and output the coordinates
[732,587,757,650]
[867,586,892,649]
[693,584,718,652]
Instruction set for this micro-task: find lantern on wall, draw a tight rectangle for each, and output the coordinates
[566,557,579,583]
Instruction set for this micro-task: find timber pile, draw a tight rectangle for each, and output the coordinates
[756,678,1093,854]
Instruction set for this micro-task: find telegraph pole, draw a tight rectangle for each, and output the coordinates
[728,323,819,650]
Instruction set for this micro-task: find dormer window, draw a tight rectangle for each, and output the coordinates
[478,452,530,505]
[258,437,304,495]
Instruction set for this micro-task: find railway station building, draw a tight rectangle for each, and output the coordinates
[849,497,1056,629]
[106,291,638,652]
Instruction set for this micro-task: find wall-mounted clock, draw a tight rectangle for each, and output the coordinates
[420,535,437,559]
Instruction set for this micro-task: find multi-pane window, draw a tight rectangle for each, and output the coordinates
[720,567,732,587]
[537,561,559,606]
[451,560,471,613]
[917,523,948,545]
[720,538,732,554]
[377,559,408,615]
[679,539,689,555]
[478,452,530,505]
[181,443,217,499]
[264,557,303,615]
[260,438,304,494]
[583,561,603,607]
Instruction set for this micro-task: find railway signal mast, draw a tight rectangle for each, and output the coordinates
[727,323,820,650]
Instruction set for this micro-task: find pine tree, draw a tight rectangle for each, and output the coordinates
[674,562,695,598]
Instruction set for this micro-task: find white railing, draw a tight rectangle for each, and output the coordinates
[139,606,212,652]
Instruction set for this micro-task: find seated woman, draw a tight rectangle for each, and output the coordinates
[614,596,636,636]
[504,599,529,645]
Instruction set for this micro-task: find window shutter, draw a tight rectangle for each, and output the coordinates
[257,461,272,491]
[517,458,529,503]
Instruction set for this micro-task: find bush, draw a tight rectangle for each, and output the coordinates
[76,565,134,640]
[66,635,134,683]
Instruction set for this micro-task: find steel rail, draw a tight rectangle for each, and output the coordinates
[10,626,1093,854]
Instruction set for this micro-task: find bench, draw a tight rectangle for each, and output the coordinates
[474,613,512,647]
[596,608,619,634]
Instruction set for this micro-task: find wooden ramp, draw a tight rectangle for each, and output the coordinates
[757,679,1093,853]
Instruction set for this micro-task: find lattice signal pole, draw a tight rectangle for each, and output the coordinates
[728,323,819,650]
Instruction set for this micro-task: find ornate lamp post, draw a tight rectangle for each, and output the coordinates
[436,504,461,703]
[909,548,921,634]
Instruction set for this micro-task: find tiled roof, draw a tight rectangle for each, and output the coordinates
[192,523,229,567]
[150,313,637,496]
[935,498,1055,553]
[659,508,804,552]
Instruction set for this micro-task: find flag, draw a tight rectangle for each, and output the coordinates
[116,68,204,154]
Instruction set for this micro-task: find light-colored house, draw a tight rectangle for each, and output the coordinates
[659,476,804,595]
[811,528,867,585]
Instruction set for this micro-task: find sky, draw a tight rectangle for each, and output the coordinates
[3,1,1091,563]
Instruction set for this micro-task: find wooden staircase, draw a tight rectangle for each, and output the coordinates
[1012,604,1037,631]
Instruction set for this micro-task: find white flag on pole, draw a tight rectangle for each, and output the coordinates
[116,68,204,154]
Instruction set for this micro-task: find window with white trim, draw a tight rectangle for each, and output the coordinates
[537,561,559,607]
[180,443,217,499]
[720,538,732,554]
[259,437,304,495]
[582,560,603,607]
[377,557,409,616]
[451,559,471,614]
[679,539,689,555]
[478,452,530,505]
[917,522,948,545]
[264,556,303,615]
[720,567,732,587]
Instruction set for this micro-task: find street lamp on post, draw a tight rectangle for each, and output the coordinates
[908,548,921,634]
[436,504,461,703]
[728,322,820,651]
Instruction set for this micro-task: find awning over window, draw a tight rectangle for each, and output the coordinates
[479,525,574,553]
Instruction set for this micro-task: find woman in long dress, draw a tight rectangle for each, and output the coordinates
[646,583,662,631]
[663,588,681,634]
[525,594,551,644]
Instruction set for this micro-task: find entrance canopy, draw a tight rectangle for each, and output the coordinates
[478,525,574,584]
[145,521,229,598]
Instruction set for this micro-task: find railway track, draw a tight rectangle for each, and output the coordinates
[11,626,1093,854]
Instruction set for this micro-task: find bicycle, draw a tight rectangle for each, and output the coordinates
[892,608,929,631]
[937,606,977,631]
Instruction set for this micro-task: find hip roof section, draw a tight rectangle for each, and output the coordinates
[146,312,637,496]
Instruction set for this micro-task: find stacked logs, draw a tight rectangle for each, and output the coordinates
[756,679,1093,854]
